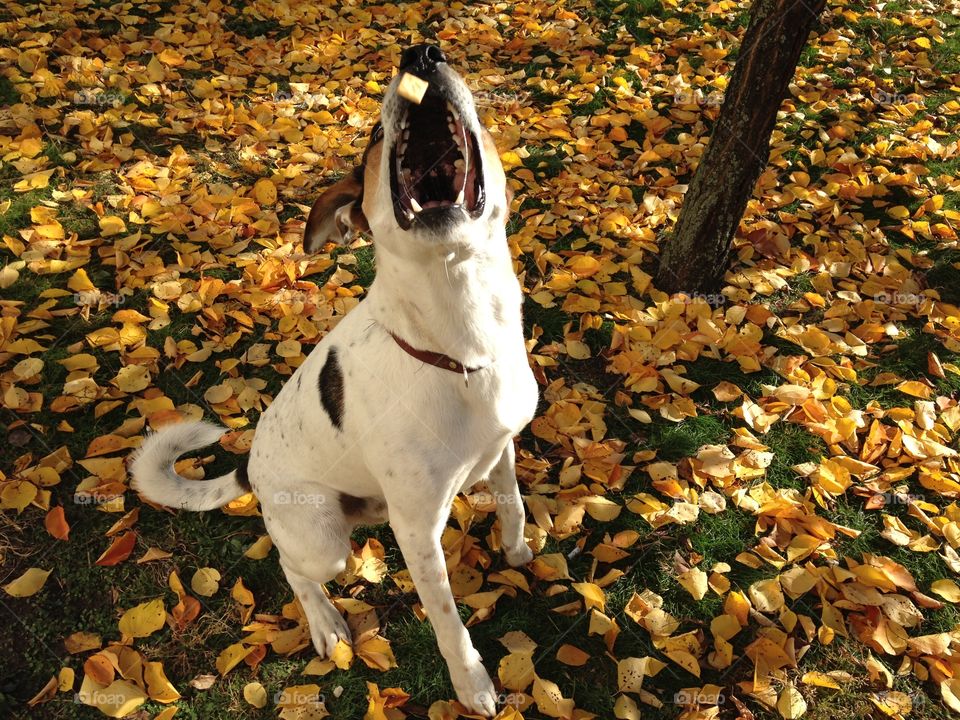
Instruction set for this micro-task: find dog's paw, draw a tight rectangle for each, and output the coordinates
[307,605,352,658]
[505,543,533,568]
[452,661,497,717]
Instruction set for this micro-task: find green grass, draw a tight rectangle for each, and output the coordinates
[647,415,730,461]
[763,423,827,490]
[0,74,19,105]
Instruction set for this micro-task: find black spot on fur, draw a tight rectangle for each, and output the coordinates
[319,347,345,430]
[339,493,367,517]
[235,458,252,492]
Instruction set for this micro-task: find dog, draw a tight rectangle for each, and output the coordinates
[131,44,538,716]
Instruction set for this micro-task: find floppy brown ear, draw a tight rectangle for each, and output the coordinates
[303,172,369,253]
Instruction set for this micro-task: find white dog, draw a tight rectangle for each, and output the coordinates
[132,44,538,716]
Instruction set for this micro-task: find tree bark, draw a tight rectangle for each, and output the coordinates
[656,0,827,295]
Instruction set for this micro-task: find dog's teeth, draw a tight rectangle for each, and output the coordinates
[409,197,423,213]
[455,188,465,205]
[454,158,465,170]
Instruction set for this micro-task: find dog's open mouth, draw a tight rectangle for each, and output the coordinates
[390,95,485,230]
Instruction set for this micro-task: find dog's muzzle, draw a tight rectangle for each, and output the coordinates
[387,45,486,231]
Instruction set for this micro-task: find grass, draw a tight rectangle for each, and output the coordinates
[646,415,730,461]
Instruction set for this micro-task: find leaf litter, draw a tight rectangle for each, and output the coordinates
[1,0,960,718]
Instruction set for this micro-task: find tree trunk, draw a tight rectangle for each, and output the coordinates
[656,0,827,295]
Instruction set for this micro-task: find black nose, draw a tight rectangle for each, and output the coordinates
[399,44,446,78]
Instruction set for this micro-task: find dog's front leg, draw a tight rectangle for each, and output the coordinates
[390,509,497,716]
[487,442,533,567]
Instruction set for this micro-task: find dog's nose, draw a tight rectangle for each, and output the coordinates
[399,44,446,78]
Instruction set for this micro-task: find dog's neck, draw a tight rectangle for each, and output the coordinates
[366,230,522,368]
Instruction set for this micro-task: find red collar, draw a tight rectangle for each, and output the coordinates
[389,332,484,374]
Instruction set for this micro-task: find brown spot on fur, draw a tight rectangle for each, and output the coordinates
[319,347,345,430]
[235,458,251,492]
[339,493,368,517]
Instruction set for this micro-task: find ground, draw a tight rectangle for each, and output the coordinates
[1,0,960,719]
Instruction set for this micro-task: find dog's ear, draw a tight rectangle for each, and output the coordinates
[303,170,369,252]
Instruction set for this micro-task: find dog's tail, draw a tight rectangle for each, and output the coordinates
[130,421,249,511]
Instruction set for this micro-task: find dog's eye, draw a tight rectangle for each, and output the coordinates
[370,122,384,144]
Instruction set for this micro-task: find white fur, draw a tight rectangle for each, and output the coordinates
[130,421,241,511]
[130,60,537,717]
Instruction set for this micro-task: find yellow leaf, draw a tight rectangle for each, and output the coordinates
[78,677,146,717]
[677,567,709,601]
[64,631,101,654]
[777,683,807,719]
[0,481,38,512]
[99,216,127,237]
[931,579,960,603]
[67,268,95,293]
[118,598,166,639]
[276,339,302,358]
[749,578,785,613]
[144,661,180,703]
[216,643,254,676]
[617,656,665,693]
[58,667,74,692]
[190,567,221,597]
[243,681,267,708]
[614,694,641,719]
[244,535,273,559]
[556,644,590,666]
[572,582,606,611]
[896,380,933,399]
[943,679,960,713]
[115,365,151,393]
[532,675,575,719]
[3,567,51,597]
[498,651,535,692]
[253,178,277,206]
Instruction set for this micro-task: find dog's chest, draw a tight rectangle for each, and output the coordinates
[458,359,537,437]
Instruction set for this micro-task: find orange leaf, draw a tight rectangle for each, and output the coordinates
[44,506,70,540]
[95,531,137,566]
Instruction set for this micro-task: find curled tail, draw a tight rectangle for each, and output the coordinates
[130,421,249,511]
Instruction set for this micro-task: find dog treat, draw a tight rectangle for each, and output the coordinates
[397,72,429,104]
